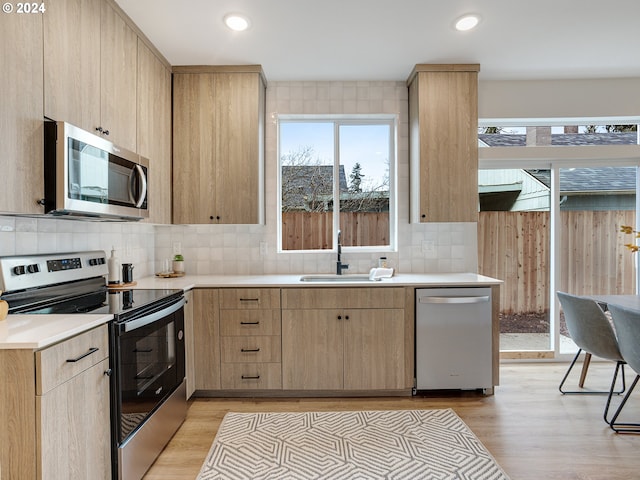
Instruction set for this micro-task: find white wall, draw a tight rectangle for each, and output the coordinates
[479,77,640,121]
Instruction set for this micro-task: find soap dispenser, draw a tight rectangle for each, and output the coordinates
[108,247,121,285]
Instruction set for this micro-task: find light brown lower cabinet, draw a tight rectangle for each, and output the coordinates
[0,324,111,479]
[190,287,412,395]
[219,289,282,390]
[192,288,221,390]
[281,308,405,390]
[38,358,111,479]
[281,288,408,392]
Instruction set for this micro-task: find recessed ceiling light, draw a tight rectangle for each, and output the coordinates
[224,13,250,32]
[454,14,480,32]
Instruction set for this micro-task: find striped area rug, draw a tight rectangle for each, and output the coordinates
[196,408,510,480]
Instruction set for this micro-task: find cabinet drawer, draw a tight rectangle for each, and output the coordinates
[282,288,405,309]
[220,336,281,363]
[36,325,109,395]
[220,310,281,336]
[220,288,280,309]
[220,363,282,389]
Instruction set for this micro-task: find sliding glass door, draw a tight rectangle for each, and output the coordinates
[478,168,552,355]
[479,123,639,358]
[557,166,637,354]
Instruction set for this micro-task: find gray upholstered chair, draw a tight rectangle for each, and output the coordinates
[557,292,626,422]
[606,303,640,433]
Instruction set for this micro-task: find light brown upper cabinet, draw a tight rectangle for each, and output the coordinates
[172,66,266,224]
[0,9,44,214]
[137,39,172,224]
[44,0,137,152]
[407,64,480,223]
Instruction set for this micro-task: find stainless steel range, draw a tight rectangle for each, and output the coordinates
[0,251,187,480]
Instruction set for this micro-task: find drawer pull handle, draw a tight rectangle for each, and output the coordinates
[239,298,259,302]
[241,374,260,380]
[66,347,99,363]
[240,321,260,325]
[241,348,260,352]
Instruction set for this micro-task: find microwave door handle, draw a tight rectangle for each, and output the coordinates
[129,164,147,208]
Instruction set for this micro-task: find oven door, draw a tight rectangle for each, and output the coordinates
[111,297,185,445]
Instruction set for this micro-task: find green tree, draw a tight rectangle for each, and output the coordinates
[605,125,637,132]
[584,124,637,133]
[349,162,364,193]
[479,126,503,134]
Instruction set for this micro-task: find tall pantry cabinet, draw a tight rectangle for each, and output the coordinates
[407,64,480,223]
[0,9,43,214]
[172,66,266,224]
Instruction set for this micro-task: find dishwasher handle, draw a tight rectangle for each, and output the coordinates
[418,296,490,304]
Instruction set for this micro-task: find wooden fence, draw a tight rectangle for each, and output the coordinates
[282,210,636,315]
[282,212,389,250]
[478,210,636,314]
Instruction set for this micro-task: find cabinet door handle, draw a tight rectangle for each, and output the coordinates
[66,347,99,363]
[241,347,260,352]
[241,374,260,380]
[240,321,260,325]
[239,298,259,302]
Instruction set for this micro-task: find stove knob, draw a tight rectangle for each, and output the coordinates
[89,259,97,266]
[27,264,40,274]
[13,265,26,275]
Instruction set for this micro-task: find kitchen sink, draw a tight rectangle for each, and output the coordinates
[299,274,375,282]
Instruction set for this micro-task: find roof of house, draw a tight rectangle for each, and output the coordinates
[525,167,636,193]
[479,132,638,147]
[479,132,637,193]
[281,165,348,209]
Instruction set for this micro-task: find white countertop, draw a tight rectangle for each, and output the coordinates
[0,272,501,350]
[132,272,503,291]
[0,313,113,350]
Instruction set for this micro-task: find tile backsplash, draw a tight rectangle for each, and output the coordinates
[1,81,479,277]
[0,215,156,278]
[154,222,478,276]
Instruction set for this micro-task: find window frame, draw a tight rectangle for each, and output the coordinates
[478,117,640,359]
[277,114,398,254]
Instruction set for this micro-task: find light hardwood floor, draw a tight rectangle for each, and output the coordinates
[143,363,640,480]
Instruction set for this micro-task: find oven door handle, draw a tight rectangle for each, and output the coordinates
[122,297,185,332]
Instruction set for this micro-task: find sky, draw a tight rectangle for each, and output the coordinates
[279,121,391,190]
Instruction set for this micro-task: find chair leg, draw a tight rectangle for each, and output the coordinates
[578,352,592,388]
[604,362,627,423]
[609,374,640,433]
[559,349,583,394]
[559,349,626,395]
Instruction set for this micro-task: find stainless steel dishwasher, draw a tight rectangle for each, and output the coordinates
[415,287,493,392]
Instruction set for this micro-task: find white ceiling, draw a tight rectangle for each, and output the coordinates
[116,0,640,82]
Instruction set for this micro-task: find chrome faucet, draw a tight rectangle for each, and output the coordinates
[336,230,349,275]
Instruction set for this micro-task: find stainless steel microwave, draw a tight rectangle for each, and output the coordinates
[44,121,149,220]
